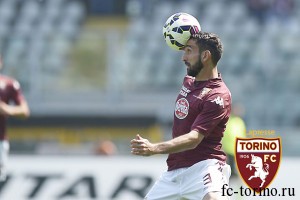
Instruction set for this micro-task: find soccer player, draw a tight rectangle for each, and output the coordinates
[131,32,231,200]
[0,56,30,181]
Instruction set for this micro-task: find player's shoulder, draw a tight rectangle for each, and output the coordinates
[204,82,231,108]
[207,78,229,92]
[207,85,231,101]
[0,75,20,90]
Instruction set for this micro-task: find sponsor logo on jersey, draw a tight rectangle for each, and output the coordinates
[179,86,190,97]
[175,98,189,119]
[235,138,281,190]
[211,96,224,108]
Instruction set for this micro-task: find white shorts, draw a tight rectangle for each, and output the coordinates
[145,159,231,200]
[0,140,10,181]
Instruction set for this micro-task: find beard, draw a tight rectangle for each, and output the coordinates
[185,59,203,77]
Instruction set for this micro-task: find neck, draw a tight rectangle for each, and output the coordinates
[195,66,218,81]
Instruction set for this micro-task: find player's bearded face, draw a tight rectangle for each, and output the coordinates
[186,56,203,77]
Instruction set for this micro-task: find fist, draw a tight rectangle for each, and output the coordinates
[131,134,154,156]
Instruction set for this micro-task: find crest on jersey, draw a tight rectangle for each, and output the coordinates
[175,98,189,119]
[235,138,281,190]
[199,87,212,98]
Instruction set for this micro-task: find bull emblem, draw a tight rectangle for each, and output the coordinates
[246,154,269,187]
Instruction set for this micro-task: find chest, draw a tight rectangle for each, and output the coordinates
[174,86,207,119]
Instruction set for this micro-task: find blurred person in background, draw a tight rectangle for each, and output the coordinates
[0,55,30,181]
[247,0,295,25]
[131,32,232,200]
[222,102,246,179]
[246,0,271,25]
[94,139,118,156]
[270,0,294,22]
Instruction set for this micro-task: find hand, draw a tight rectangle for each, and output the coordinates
[131,134,155,156]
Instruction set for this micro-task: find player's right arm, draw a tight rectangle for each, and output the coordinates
[131,130,204,156]
[0,100,30,118]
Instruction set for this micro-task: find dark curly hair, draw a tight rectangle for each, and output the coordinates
[190,32,223,65]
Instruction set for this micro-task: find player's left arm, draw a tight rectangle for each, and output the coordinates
[131,130,204,156]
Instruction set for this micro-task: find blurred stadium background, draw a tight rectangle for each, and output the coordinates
[0,0,299,199]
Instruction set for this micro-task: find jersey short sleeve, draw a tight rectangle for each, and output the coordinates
[191,92,231,137]
[9,79,25,105]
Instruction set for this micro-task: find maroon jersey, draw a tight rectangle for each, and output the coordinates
[167,74,231,171]
[0,75,25,140]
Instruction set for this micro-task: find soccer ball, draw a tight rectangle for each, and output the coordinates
[163,13,201,50]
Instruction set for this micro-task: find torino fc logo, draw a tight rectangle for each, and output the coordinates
[235,138,281,190]
[175,98,189,119]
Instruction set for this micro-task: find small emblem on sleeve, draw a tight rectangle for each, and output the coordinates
[199,87,212,98]
[211,96,224,108]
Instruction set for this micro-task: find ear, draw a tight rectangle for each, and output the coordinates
[201,50,211,62]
